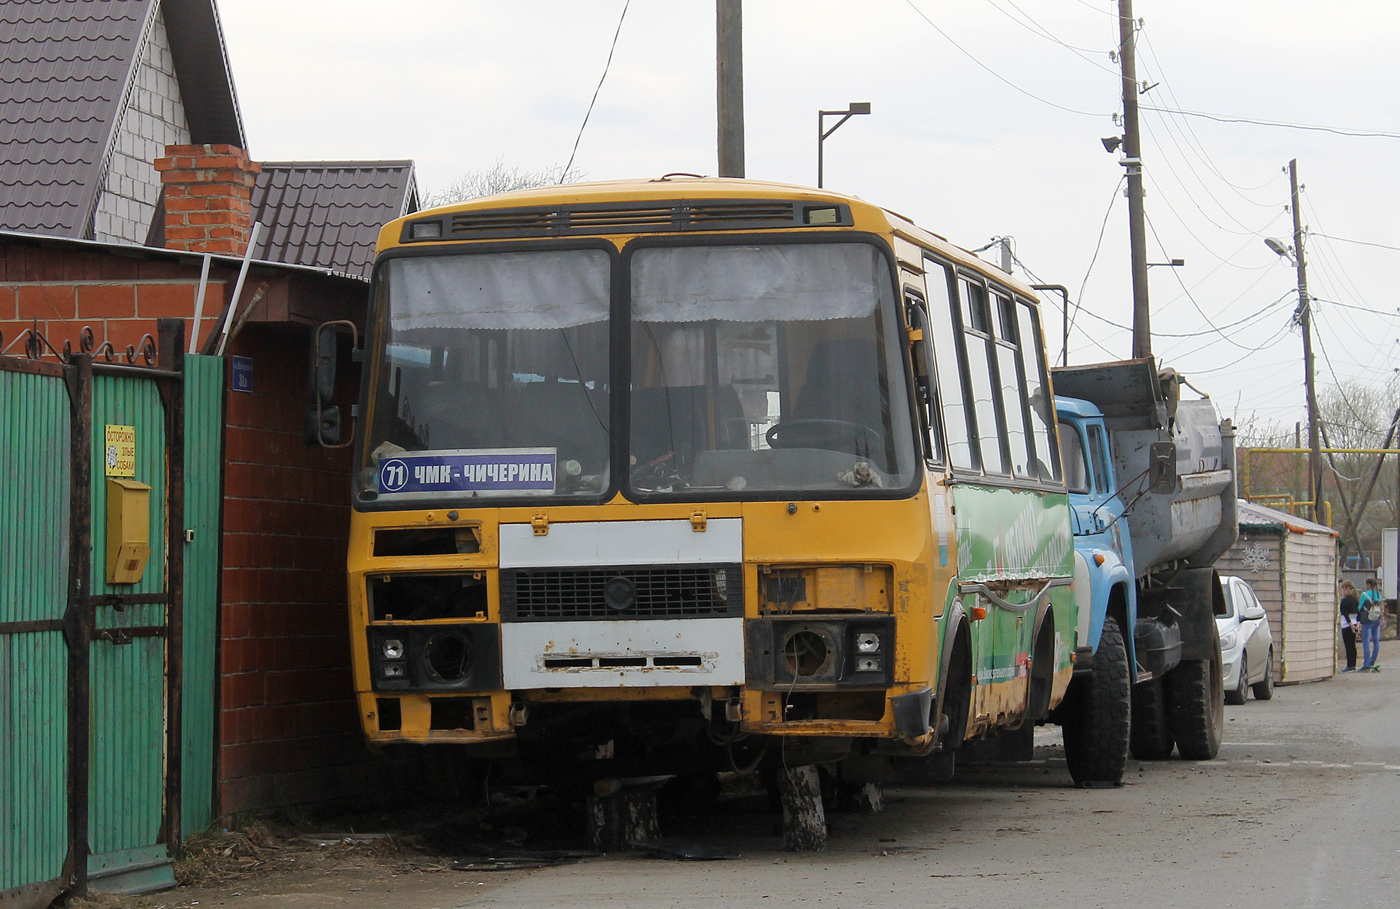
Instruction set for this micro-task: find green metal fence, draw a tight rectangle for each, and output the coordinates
[0,362,72,909]
[0,325,224,904]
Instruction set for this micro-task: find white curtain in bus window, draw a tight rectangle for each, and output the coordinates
[959,276,1008,475]
[992,291,1032,478]
[923,260,975,471]
[631,243,879,322]
[387,249,610,332]
[630,242,916,494]
[1016,299,1060,481]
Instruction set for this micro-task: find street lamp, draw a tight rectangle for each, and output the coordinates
[817,102,871,188]
[1265,237,1296,265]
[1147,258,1185,268]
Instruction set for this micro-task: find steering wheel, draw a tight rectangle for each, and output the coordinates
[765,418,882,455]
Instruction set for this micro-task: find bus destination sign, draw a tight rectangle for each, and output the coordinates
[378,449,557,496]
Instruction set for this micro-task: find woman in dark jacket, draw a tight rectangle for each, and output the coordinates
[1339,580,1360,672]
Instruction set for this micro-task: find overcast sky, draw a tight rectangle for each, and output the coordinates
[217,0,1400,435]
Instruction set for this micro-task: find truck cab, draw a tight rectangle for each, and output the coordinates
[1056,396,1137,678]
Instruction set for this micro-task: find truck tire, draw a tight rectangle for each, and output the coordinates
[1129,678,1174,760]
[1061,615,1130,786]
[1165,626,1224,760]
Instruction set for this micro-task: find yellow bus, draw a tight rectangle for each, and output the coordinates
[323,177,1076,844]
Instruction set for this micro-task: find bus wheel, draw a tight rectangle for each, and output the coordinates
[1129,678,1175,760]
[777,764,828,852]
[1061,615,1130,787]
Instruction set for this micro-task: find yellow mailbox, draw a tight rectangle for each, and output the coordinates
[106,477,152,585]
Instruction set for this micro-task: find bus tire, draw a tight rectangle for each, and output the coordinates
[1129,678,1174,760]
[1061,615,1130,786]
[1165,625,1224,760]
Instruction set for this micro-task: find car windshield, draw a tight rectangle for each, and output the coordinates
[628,242,917,497]
[363,248,612,502]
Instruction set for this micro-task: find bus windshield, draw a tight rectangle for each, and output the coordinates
[361,240,917,503]
[629,242,917,497]
[365,248,613,500]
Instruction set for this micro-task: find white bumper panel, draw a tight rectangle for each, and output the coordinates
[499,518,743,568]
[500,617,745,689]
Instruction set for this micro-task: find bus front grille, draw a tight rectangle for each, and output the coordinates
[403,200,853,242]
[500,565,742,621]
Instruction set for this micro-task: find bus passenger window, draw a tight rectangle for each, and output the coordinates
[923,259,975,470]
[1059,421,1090,494]
[959,276,1008,475]
[904,291,944,465]
[1016,299,1060,482]
[992,290,1032,478]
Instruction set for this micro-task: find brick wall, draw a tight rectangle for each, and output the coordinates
[217,323,385,814]
[0,243,224,357]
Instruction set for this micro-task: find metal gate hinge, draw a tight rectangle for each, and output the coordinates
[690,510,707,532]
[531,512,549,536]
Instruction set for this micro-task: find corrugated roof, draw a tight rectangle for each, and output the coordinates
[0,0,243,239]
[251,161,419,280]
[1237,499,1339,537]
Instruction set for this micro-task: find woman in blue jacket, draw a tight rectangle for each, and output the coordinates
[1358,577,1384,672]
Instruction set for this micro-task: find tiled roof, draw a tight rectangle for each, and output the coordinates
[251,161,419,280]
[0,0,243,239]
[0,0,151,236]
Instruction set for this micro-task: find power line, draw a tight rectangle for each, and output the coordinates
[1069,175,1125,341]
[903,0,1105,117]
[564,0,632,176]
[1310,232,1400,253]
[1139,106,1400,139]
[978,0,1117,67]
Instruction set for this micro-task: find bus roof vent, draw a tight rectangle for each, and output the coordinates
[405,200,853,242]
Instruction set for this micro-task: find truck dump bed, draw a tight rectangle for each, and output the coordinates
[1052,358,1237,578]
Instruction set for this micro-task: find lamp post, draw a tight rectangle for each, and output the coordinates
[817,102,871,188]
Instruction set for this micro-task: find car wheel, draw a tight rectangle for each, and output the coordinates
[1225,652,1248,705]
[1252,647,1275,701]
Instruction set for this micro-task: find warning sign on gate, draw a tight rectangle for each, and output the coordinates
[104,424,136,477]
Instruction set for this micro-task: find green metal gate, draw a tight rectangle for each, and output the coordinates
[0,321,224,904]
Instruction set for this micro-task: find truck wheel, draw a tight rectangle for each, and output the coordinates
[1165,632,1224,760]
[1061,615,1131,786]
[1251,647,1275,701]
[1225,653,1248,705]
[1129,678,1174,760]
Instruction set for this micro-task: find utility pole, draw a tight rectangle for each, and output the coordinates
[1117,0,1151,360]
[716,0,745,178]
[1290,158,1322,522]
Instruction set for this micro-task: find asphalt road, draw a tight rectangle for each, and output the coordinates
[145,638,1400,909]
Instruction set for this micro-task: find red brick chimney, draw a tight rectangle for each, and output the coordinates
[153,144,261,255]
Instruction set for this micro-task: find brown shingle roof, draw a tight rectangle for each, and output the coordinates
[251,161,419,280]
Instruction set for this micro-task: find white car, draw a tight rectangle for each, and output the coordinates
[1218,575,1275,704]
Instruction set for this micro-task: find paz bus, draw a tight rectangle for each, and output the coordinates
[319,176,1078,839]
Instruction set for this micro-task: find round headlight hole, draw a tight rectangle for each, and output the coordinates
[423,632,473,682]
[783,630,831,678]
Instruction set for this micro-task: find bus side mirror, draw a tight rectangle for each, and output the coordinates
[1148,441,1176,494]
[305,320,359,448]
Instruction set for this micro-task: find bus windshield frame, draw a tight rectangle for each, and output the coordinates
[355,233,922,510]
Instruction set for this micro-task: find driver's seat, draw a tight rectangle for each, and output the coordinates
[790,339,888,466]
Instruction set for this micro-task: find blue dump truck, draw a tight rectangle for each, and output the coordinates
[1052,358,1238,786]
